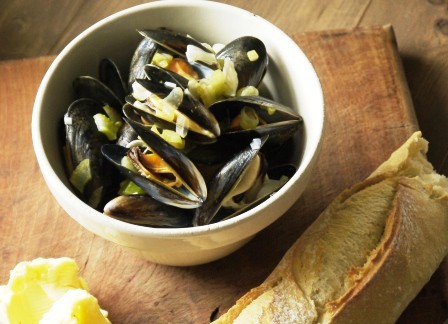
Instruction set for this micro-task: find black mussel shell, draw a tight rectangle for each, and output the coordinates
[193,136,266,226]
[64,98,115,209]
[127,78,220,143]
[102,117,207,209]
[216,36,268,88]
[138,29,218,77]
[209,96,302,148]
[128,37,158,90]
[73,76,123,110]
[144,64,189,89]
[104,195,193,228]
[99,58,127,102]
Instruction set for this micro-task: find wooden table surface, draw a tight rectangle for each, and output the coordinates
[0,1,447,323]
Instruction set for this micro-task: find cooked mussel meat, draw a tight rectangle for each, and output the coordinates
[101,118,207,209]
[139,29,219,74]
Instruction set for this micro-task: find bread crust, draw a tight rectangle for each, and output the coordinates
[213,132,448,323]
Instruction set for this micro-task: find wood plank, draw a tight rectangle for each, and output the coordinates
[0,26,446,323]
[358,0,448,175]
[0,1,84,59]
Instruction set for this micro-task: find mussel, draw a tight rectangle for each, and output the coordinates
[125,76,220,144]
[101,118,207,209]
[138,29,220,77]
[193,136,267,226]
[63,98,115,209]
[216,36,268,88]
[208,95,303,151]
[104,195,193,227]
[128,37,158,89]
[99,58,127,101]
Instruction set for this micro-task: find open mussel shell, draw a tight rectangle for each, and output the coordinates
[138,29,218,77]
[193,136,266,226]
[127,78,220,144]
[209,95,303,148]
[99,58,127,102]
[139,29,210,56]
[104,195,193,228]
[64,98,115,209]
[216,36,268,88]
[73,75,124,110]
[102,118,207,209]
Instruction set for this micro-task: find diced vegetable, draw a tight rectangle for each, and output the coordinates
[239,106,260,130]
[69,159,92,194]
[247,49,259,61]
[93,113,121,141]
[118,180,146,195]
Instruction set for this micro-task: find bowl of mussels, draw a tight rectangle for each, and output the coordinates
[31,1,324,266]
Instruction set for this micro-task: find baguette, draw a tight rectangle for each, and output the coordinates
[214,131,448,324]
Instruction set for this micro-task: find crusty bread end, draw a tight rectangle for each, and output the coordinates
[214,131,448,324]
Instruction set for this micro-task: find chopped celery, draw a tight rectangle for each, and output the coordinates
[93,113,121,141]
[187,58,238,107]
[151,126,185,149]
[120,156,138,172]
[69,159,91,194]
[118,180,146,195]
[102,104,122,123]
[88,186,103,208]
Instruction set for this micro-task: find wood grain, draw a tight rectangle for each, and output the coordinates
[0,25,445,323]
[1,0,446,176]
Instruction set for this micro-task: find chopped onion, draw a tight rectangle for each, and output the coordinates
[222,58,238,97]
[164,87,183,107]
[186,45,218,66]
[132,81,152,101]
[175,113,189,138]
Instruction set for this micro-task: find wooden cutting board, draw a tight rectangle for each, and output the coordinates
[0,25,446,323]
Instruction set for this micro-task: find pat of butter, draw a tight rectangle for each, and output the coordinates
[0,257,110,324]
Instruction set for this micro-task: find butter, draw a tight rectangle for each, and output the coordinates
[0,257,111,324]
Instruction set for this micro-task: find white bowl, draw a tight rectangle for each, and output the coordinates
[31,0,324,266]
